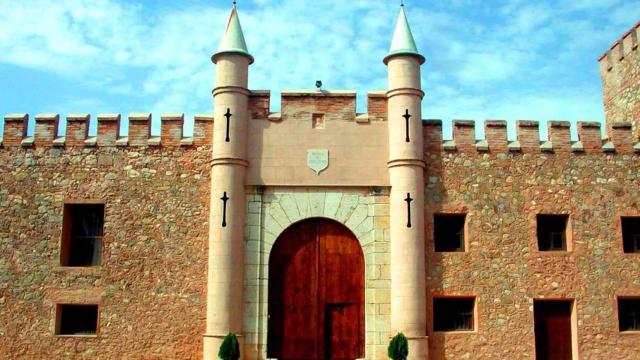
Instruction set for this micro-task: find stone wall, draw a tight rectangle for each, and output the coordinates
[0,145,211,359]
[424,148,640,359]
[599,22,640,138]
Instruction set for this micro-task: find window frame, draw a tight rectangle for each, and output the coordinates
[536,214,571,252]
[60,201,105,267]
[617,297,640,333]
[621,216,640,254]
[432,296,477,333]
[54,303,100,337]
[433,213,468,253]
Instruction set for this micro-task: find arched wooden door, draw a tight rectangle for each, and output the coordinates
[267,218,365,360]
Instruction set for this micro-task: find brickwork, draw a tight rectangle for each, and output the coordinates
[599,22,640,139]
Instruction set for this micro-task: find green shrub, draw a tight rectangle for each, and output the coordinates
[387,332,409,360]
[218,332,240,360]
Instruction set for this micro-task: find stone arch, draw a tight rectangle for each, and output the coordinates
[242,188,390,359]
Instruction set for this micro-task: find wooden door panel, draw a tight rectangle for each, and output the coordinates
[268,221,318,359]
[325,304,360,360]
[268,218,364,360]
[534,301,573,360]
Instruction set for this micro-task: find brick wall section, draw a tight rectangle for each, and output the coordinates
[367,93,388,121]
[485,120,508,152]
[193,115,214,146]
[34,114,59,146]
[128,113,151,146]
[3,114,28,146]
[0,146,211,359]
[160,113,184,146]
[97,114,121,146]
[452,120,476,151]
[424,149,640,359]
[65,114,90,147]
[281,93,356,122]
[516,120,540,152]
[599,22,640,139]
[548,121,571,152]
[248,92,271,120]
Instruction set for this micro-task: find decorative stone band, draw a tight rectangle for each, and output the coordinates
[385,87,425,99]
[387,158,426,169]
[210,157,249,168]
[212,85,251,97]
[2,113,214,148]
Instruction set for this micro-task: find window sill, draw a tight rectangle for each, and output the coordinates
[54,266,102,275]
[534,250,573,256]
[620,330,640,334]
[433,330,477,334]
[54,334,99,338]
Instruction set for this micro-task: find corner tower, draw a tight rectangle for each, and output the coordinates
[384,4,428,359]
[204,4,253,359]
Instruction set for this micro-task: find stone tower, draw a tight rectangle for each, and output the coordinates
[598,22,640,140]
[384,5,428,359]
[204,4,253,358]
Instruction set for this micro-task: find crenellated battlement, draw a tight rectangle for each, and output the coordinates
[423,119,640,154]
[247,90,388,122]
[1,113,214,149]
[598,21,639,73]
[3,112,640,155]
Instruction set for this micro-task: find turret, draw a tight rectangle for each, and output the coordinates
[385,4,429,359]
[204,3,252,359]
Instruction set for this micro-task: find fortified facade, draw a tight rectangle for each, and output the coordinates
[0,5,639,360]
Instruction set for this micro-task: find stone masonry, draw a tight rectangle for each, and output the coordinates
[600,21,640,138]
[0,6,639,360]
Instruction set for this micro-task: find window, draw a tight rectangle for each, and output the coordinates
[618,298,640,331]
[537,214,569,251]
[61,203,104,266]
[434,214,466,252]
[56,304,99,335]
[622,217,640,253]
[433,297,475,331]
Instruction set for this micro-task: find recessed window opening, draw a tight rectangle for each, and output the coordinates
[61,203,104,266]
[618,298,640,331]
[537,214,569,251]
[621,217,640,253]
[433,297,475,331]
[56,304,99,335]
[434,214,466,252]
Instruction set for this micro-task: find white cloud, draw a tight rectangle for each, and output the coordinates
[0,0,638,131]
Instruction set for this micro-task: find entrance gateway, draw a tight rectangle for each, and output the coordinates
[267,218,365,359]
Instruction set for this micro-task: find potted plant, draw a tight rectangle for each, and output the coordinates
[388,332,409,360]
[218,332,240,360]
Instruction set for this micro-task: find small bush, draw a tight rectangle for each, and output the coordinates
[387,332,409,360]
[218,332,240,360]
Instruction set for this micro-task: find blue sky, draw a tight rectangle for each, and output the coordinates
[1,0,639,139]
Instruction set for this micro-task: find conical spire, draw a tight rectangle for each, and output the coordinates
[383,5,424,64]
[212,4,254,64]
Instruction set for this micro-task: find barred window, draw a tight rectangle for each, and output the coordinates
[433,297,475,331]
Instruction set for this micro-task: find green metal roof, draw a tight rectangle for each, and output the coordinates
[212,5,254,64]
[383,6,425,64]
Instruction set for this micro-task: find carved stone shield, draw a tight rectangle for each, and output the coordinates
[307,149,329,175]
